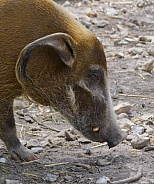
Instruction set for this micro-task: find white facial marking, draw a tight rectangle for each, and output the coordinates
[67,86,78,113]
[78,79,105,102]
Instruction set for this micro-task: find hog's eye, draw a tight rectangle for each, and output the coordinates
[83,68,104,90]
[91,72,100,81]
[89,70,101,82]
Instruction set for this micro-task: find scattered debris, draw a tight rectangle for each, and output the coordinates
[96,166,143,184]
[114,102,131,115]
[131,135,150,149]
[27,139,40,148]
[44,174,58,182]
[5,179,23,184]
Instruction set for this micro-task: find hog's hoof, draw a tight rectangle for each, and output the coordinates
[8,145,38,162]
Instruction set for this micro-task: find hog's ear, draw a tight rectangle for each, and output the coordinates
[16,33,76,87]
[44,33,76,67]
[16,33,76,78]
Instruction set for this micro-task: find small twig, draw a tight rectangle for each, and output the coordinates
[75,163,91,170]
[107,15,128,20]
[147,170,154,176]
[112,1,132,5]
[38,122,61,132]
[16,123,26,126]
[25,132,42,136]
[135,72,145,79]
[109,165,143,184]
[0,167,9,173]
[19,125,24,138]
[91,143,107,149]
[22,172,38,177]
[108,69,134,73]
[44,162,69,167]
[144,146,154,152]
[119,94,154,99]
[27,103,35,110]
[21,159,39,165]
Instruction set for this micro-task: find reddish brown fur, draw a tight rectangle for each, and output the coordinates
[0,0,125,161]
[1,0,107,104]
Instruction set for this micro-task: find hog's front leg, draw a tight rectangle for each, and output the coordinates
[0,101,37,161]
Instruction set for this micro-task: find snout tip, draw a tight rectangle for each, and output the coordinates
[108,131,127,148]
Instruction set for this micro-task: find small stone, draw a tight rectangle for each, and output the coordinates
[69,127,80,135]
[137,0,148,8]
[31,147,43,153]
[131,135,150,149]
[139,36,152,42]
[91,19,110,28]
[13,99,26,111]
[131,125,145,134]
[96,159,111,166]
[30,125,41,131]
[129,47,143,55]
[117,118,134,129]
[20,140,27,147]
[105,8,118,16]
[149,179,154,183]
[78,137,91,144]
[82,0,91,6]
[45,174,58,182]
[86,9,97,18]
[16,109,28,117]
[142,60,154,72]
[132,55,140,59]
[140,180,151,184]
[65,131,76,141]
[80,19,92,28]
[147,46,154,56]
[24,115,35,124]
[5,179,23,184]
[144,120,153,125]
[151,137,154,145]
[145,126,153,135]
[84,146,92,155]
[121,8,127,13]
[130,18,140,26]
[75,163,91,170]
[27,139,40,148]
[0,157,7,163]
[114,102,131,115]
[62,1,70,7]
[40,139,50,147]
[0,177,5,184]
[0,152,3,157]
[114,40,129,46]
[124,37,137,43]
[115,52,124,58]
[140,113,153,121]
[126,134,137,141]
[64,175,73,181]
[117,113,129,119]
[96,176,110,184]
[142,133,149,137]
[56,130,66,138]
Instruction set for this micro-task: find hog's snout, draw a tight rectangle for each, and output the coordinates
[106,130,127,148]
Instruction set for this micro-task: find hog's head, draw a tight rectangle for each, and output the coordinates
[16,33,126,148]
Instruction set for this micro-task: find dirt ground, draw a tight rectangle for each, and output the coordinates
[0,0,154,183]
